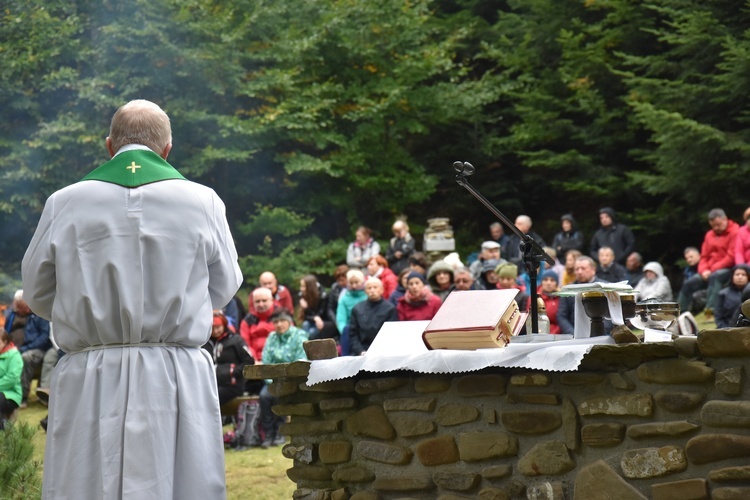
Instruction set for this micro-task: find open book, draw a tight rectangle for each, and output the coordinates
[422,289,527,350]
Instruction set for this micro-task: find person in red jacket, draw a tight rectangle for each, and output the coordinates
[396,271,442,321]
[240,287,280,361]
[257,271,294,313]
[678,208,740,318]
[365,255,398,300]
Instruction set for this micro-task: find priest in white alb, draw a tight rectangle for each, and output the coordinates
[22,99,243,499]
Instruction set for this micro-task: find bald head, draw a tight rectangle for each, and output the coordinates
[107,99,172,158]
[252,287,274,313]
[259,272,278,293]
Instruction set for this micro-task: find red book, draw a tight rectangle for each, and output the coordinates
[422,289,527,350]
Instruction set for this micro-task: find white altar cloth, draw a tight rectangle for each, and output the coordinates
[306,321,614,385]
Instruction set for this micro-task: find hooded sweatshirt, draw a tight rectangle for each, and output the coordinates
[634,262,673,301]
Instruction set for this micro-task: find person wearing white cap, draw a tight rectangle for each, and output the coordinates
[468,241,505,280]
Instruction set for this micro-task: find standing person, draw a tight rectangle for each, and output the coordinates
[22,99,242,499]
[677,208,740,318]
[589,207,636,265]
[505,215,547,267]
[346,226,381,270]
[0,330,22,429]
[386,220,416,275]
[735,207,750,265]
[488,222,511,258]
[552,214,584,262]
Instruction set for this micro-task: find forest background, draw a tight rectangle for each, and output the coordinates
[2,0,749,301]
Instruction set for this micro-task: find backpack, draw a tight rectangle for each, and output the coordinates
[233,399,262,448]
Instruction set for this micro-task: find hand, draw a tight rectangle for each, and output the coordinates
[360,350,366,356]
[394,251,402,259]
[314,316,324,330]
[299,298,308,309]
[701,270,711,280]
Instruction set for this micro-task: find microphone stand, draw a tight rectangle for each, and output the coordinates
[453,161,554,334]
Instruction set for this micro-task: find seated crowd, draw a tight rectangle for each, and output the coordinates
[8,207,750,449]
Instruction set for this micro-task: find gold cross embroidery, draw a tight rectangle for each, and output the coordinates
[126,161,141,174]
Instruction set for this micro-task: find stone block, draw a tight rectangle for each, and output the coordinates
[286,465,333,482]
[561,397,580,451]
[319,397,357,412]
[280,420,340,436]
[626,420,700,439]
[300,379,356,393]
[654,390,705,412]
[574,460,647,500]
[457,431,518,462]
[510,372,551,386]
[578,393,653,417]
[478,486,510,500]
[456,374,507,396]
[332,465,375,483]
[581,423,625,447]
[517,440,575,476]
[244,361,310,380]
[349,491,379,500]
[282,443,315,463]
[505,393,559,405]
[702,400,750,428]
[414,376,452,393]
[712,487,750,500]
[345,405,396,439]
[292,488,328,500]
[354,377,408,395]
[318,440,352,464]
[356,440,413,465]
[389,414,436,437]
[268,380,301,397]
[608,372,635,390]
[559,372,605,386]
[651,478,707,500]
[436,403,480,426]
[527,481,565,500]
[673,335,699,358]
[482,465,512,480]
[621,445,687,479]
[303,339,338,360]
[415,435,460,466]
[697,328,750,356]
[432,470,481,491]
[716,366,743,395]
[637,359,714,384]
[382,397,436,412]
[685,433,750,464]
[500,410,561,434]
[372,475,434,492]
[709,465,750,481]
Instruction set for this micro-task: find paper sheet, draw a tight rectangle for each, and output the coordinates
[306,321,614,386]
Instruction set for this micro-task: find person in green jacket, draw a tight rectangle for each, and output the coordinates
[0,330,23,429]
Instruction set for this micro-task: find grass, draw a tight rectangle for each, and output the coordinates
[16,396,295,500]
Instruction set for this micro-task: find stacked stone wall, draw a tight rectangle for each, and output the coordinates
[244,328,750,499]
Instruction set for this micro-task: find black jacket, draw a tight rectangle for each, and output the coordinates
[202,332,256,396]
[349,299,399,355]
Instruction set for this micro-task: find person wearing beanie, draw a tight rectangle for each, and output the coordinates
[589,207,636,265]
[715,264,750,328]
[476,258,500,290]
[203,310,256,407]
[495,262,529,312]
[260,308,308,447]
[552,214,584,262]
[537,270,561,334]
[634,261,673,302]
[396,271,442,321]
[427,260,455,302]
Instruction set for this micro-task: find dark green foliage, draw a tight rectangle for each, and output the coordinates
[3,0,750,288]
[0,421,42,499]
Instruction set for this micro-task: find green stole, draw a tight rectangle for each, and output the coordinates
[82,149,186,187]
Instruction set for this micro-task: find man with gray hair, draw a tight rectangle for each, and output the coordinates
[22,99,242,498]
[678,208,740,318]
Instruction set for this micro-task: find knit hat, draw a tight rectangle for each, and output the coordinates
[495,262,518,279]
[482,259,500,274]
[561,214,575,224]
[406,271,427,284]
[599,207,616,220]
[541,269,559,283]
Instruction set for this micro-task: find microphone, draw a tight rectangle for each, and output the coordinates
[453,161,475,176]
